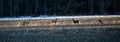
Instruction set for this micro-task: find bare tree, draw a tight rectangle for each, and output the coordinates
[35,0,39,15]
[99,0,105,15]
[25,0,32,16]
[88,0,94,15]
[0,0,3,16]
[10,0,13,16]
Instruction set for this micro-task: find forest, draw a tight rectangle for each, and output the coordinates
[0,0,120,17]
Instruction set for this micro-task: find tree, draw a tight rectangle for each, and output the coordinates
[0,0,3,16]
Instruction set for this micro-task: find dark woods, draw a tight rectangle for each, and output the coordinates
[0,0,120,17]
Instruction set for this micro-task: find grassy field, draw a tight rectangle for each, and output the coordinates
[0,26,120,42]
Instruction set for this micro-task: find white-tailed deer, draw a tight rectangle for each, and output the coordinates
[72,19,79,24]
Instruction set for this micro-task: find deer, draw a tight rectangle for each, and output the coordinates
[72,19,79,24]
[51,19,58,25]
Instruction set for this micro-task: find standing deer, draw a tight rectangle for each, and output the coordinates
[51,19,58,25]
[72,19,79,24]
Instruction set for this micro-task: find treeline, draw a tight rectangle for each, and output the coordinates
[0,0,120,17]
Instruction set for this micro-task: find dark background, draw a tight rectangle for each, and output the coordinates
[0,0,120,17]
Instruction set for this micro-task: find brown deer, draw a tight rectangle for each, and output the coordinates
[98,19,103,25]
[51,19,58,25]
[72,19,79,24]
[22,20,30,26]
